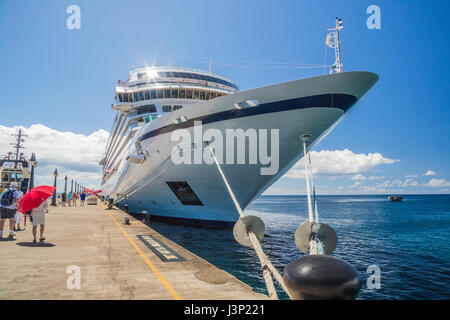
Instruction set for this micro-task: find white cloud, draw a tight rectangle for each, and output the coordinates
[425,178,450,187]
[406,174,419,178]
[349,182,362,188]
[0,124,108,190]
[368,175,384,180]
[378,180,391,188]
[262,187,305,195]
[379,178,418,188]
[351,174,366,180]
[404,178,419,187]
[425,170,436,176]
[286,149,398,178]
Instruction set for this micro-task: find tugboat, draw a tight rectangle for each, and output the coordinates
[388,196,404,202]
[0,129,35,194]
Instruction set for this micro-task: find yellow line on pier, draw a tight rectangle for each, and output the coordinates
[108,212,182,300]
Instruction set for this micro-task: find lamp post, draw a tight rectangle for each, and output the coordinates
[71,179,73,193]
[64,175,68,193]
[28,153,37,191]
[51,168,58,206]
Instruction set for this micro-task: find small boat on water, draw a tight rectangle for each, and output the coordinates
[388,196,404,202]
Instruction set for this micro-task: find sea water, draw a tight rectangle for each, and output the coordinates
[148,195,450,300]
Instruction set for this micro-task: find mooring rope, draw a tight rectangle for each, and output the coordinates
[207,145,293,300]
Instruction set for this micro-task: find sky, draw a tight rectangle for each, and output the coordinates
[0,0,448,194]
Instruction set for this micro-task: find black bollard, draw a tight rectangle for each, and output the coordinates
[124,204,129,213]
[283,255,361,300]
[107,199,114,210]
[125,217,130,225]
[142,211,150,225]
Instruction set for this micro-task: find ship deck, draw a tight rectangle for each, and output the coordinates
[0,202,267,300]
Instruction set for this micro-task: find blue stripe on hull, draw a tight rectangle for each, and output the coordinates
[140,93,357,142]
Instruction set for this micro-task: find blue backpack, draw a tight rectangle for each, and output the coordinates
[1,189,15,207]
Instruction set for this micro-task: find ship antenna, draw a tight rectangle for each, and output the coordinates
[11,129,27,169]
[326,17,344,74]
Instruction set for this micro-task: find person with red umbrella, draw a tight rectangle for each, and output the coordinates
[19,185,55,243]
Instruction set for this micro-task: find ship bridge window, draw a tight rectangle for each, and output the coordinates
[131,87,226,101]
[162,105,172,112]
[164,89,171,99]
[173,105,183,110]
[119,93,130,103]
[136,104,157,114]
[193,90,200,100]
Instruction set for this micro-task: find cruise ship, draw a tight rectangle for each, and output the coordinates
[100,17,377,227]
[100,64,377,227]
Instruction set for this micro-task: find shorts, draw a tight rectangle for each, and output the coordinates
[0,207,16,219]
[31,212,45,226]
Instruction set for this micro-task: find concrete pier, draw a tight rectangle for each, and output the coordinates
[0,203,267,300]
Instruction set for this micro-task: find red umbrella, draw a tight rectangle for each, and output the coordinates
[18,185,56,214]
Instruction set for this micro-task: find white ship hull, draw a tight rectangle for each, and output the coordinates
[102,71,378,227]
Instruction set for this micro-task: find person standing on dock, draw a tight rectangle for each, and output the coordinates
[13,191,24,231]
[68,192,73,207]
[0,182,21,238]
[73,192,77,206]
[80,192,86,206]
[62,192,67,206]
[31,198,49,243]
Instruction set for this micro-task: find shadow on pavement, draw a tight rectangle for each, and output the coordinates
[16,242,56,247]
